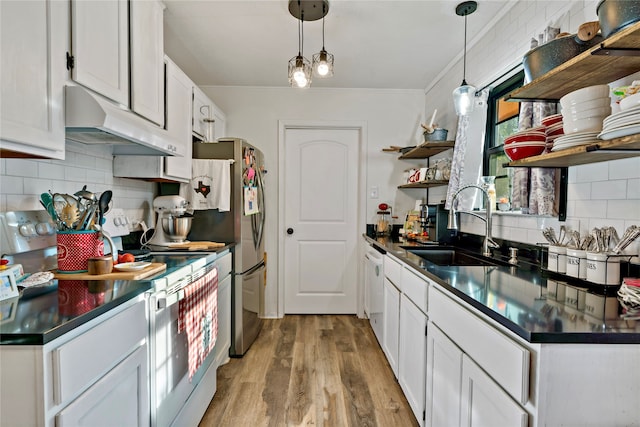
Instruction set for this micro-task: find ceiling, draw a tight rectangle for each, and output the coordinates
[163,0,512,90]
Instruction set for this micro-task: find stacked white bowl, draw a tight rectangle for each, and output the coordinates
[560,85,611,134]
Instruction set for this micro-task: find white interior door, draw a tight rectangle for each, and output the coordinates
[283,127,360,314]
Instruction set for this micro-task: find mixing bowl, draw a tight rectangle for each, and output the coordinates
[162,215,192,242]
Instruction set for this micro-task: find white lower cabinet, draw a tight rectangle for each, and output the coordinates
[461,355,528,427]
[426,323,463,427]
[56,344,148,427]
[213,274,232,368]
[382,277,400,378]
[398,293,427,426]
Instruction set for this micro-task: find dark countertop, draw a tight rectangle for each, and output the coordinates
[0,249,229,346]
[365,236,640,344]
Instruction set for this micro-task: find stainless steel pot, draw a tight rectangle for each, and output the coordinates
[522,34,603,82]
[597,0,640,39]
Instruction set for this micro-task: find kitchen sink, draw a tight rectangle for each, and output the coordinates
[402,247,504,267]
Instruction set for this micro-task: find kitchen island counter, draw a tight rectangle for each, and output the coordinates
[365,235,640,344]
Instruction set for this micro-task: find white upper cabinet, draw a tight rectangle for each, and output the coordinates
[163,56,194,181]
[0,0,67,159]
[70,0,129,106]
[113,56,193,182]
[192,86,226,142]
[130,0,165,126]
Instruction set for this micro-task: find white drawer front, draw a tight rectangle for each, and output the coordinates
[401,266,429,314]
[430,288,529,404]
[215,252,232,279]
[52,300,147,404]
[384,254,402,290]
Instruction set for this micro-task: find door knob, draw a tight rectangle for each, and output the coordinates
[287,228,294,235]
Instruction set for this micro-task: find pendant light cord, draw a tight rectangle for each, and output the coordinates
[322,4,326,49]
[462,13,468,85]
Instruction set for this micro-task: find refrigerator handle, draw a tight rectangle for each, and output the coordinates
[256,168,266,249]
[237,259,266,276]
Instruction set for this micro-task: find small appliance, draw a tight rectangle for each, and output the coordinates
[147,195,192,247]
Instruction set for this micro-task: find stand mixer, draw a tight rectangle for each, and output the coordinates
[148,195,192,247]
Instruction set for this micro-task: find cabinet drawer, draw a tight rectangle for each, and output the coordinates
[52,300,147,404]
[384,254,402,289]
[430,288,529,404]
[215,252,232,280]
[401,266,429,314]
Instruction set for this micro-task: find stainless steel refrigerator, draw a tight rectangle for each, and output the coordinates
[189,138,265,356]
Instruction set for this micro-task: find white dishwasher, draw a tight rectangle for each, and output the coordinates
[365,245,385,345]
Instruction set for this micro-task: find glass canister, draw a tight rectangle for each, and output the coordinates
[480,176,497,211]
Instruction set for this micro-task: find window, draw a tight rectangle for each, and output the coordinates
[483,71,567,219]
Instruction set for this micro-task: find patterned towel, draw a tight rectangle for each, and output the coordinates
[178,267,218,380]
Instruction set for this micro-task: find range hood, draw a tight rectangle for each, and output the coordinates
[64,85,184,157]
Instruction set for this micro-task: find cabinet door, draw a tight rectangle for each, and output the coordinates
[460,355,528,427]
[0,0,66,159]
[213,274,232,368]
[426,322,463,427]
[192,86,212,140]
[211,103,227,140]
[398,294,427,426]
[130,0,164,126]
[164,57,194,181]
[382,277,400,378]
[56,344,149,427]
[70,0,129,106]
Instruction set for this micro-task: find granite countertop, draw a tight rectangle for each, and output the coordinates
[366,236,640,344]
[0,251,222,345]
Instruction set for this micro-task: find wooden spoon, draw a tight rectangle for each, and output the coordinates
[577,21,600,41]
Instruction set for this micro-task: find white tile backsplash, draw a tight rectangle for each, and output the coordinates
[591,180,627,200]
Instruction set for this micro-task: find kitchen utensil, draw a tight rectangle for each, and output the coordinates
[522,33,603,82]
[98,190,112,225]
[577,21,600,41]
[597,0,640,38]
[56,230,105,272]
[60,204,80,229]
[423,128,448,142]
[87,255,114,275]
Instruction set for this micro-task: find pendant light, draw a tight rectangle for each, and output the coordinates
[288,0,330,88]
[288,13,312,88]
[312,3,334,78]
[452,1,477,116]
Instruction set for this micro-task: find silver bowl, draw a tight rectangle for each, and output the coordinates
[161,216,192,242]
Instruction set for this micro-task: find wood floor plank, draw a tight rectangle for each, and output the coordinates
[199,315,417,427]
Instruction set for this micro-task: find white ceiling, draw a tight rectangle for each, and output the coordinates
[163,0,512,90]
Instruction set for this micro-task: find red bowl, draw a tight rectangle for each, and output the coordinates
[546,126,564,137]
[504,132,546,145]
[541,114,563,127]
[504,144,545,161]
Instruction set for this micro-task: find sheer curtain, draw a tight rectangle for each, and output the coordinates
[512,25,561,216]
[445,89,490,211]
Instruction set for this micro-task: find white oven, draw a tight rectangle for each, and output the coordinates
[147,253,223,427]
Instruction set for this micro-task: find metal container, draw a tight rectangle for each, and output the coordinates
[162,215,193,242]
[597,0,640,38]
[423,128,448,142]
[522,34,603,82]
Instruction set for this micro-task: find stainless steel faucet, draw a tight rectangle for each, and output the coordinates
[447,184,500,257]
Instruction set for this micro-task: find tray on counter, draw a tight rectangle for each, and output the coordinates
[52,262,166,281]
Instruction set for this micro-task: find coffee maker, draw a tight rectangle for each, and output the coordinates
[147,195,192,247]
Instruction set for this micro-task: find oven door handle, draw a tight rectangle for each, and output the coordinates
[155,290,184,311]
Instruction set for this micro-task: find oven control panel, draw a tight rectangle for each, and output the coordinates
[0,211,56,254]
[102,208,130,238]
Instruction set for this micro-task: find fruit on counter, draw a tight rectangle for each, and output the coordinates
[499,197,509,204]
[117,253,135,264]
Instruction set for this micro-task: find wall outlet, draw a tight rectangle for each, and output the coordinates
[370,185,379,199]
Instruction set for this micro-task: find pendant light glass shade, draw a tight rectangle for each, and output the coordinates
[452,1,477,116]
[288,54,312,88]
[312,49,334,78]
[453,81,476,116]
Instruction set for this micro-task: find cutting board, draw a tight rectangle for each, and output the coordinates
[167,241,226,251]
[53,263,167,281]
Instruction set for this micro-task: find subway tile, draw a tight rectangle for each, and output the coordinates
[5,194,39,211]
[38,163,65,180]
[64,166,87,183]
[591,180,627,200]
[567,182,590,201]
[5,159,38,177]
[588,218,626,234]
[607,200,640,221]
[0,175,24,195]
[628,179,640,199]
[608,157,640,180]
[573,163,609,183]
[574,199,607,218]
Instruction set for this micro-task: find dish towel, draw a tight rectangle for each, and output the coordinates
[178,267,218,381]
[180,159,232,211]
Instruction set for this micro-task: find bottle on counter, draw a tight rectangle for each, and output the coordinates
[480,176,496,211]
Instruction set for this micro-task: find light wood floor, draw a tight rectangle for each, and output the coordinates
[199,315,419,427]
